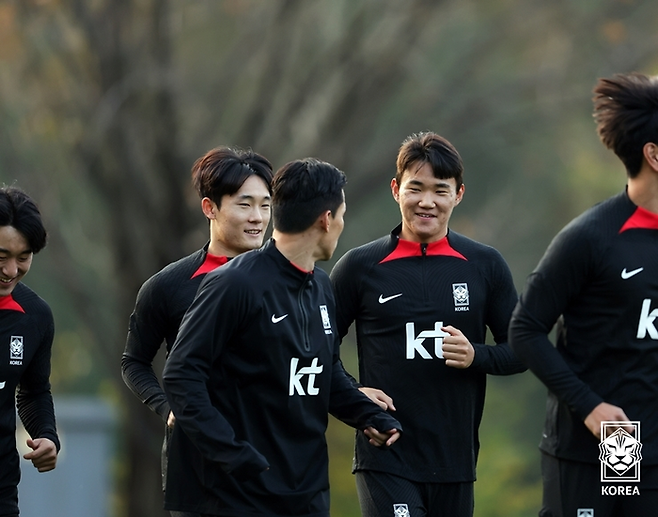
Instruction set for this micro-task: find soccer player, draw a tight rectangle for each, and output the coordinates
[162,158,402,516]
[0,187,59,517]
[509,73,658,516]
[121,146,273,517]
[330,132,526,517]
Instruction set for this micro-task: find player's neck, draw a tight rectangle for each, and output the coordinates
[272,230,317,272]
[627,168,658,215]
[207,239,235,259]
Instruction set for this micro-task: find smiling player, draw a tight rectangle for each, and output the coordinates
[330,131,525,517]
[0,187,59,517]
[162,158,401,516]
[121,146,273,517]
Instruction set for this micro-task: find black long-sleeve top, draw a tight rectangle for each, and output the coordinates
[330,225,525,483]
[0,283,59,516]
[121,244,227,421]
[510,191,658,464]
[163,239,401,516]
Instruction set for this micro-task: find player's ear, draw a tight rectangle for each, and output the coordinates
[391,178,400,203]
[201,197,217,219]
[455,183,465,205]
[643,142,658,173]
[318,210,331,232]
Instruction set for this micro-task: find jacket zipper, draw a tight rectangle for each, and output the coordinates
[421,242,429,302]
[298,275,312,351]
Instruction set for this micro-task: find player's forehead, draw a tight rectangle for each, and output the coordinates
[400,163,457,189]
[0,225,31,254]
[231,174,271,199]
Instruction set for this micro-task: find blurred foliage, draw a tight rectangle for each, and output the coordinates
[1,0,658,515]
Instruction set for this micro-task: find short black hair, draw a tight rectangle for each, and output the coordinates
[272,158,346,234]
[191,147,273,207]
[396,132,464,190]
[0,186,47,253]
[593,72,658,178]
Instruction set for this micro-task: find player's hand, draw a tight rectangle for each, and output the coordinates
[364,427,400,447]
[359,387,396,411]
[584,402,631,439]
[24,438,57,472]
[441,325,474,369]
[167,411,176,429]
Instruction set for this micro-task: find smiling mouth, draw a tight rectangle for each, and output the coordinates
[244,229,261,235]
[416,213,436,219]
[0,278,14,284]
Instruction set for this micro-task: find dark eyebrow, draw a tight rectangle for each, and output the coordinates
[236,194,272,201]
[0,247,32,255]
[407,179,452,189]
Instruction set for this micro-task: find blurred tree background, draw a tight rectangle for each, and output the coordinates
[1,0,657,515]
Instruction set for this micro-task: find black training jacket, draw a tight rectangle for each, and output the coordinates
[122,244,227,421]
[163,239,401,516]
[0,283,59,516]
[510,191,658,465]
[331,224,525,483]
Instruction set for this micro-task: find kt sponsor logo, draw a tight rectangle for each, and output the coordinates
[288,357,323,396]
[637,299,658,339]
[405,322,447,359]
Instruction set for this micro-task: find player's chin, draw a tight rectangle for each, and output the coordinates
[243,231,264,248]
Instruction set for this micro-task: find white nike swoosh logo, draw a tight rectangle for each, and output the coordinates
[0,381,5,390]
[271,314,289,323]
[621,267,644,280]
[378,293,403,304]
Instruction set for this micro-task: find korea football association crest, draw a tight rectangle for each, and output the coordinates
[393,504,410,517]
[452,282,469,311]
[10,336,23,365]
[319,305,332,335]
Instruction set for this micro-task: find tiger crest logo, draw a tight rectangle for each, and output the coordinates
[10,336,23,361]
[599,422,642,482]
[393,504,410,517]
[452,283,469,311]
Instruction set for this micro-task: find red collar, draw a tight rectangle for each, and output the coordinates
[0,294,25,313]
[380,236,466,264]
[191,253,229,278]
[619,206,658,233]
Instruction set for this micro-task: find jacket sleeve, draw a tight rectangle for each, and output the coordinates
[17,307,60,451]
[325,289,401,434]
[509,227,604,420]
[470,248,526,375]
[163,270,269,479]
[330,250,362,341]
[329,251,363,387]
[121,273,171,422]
